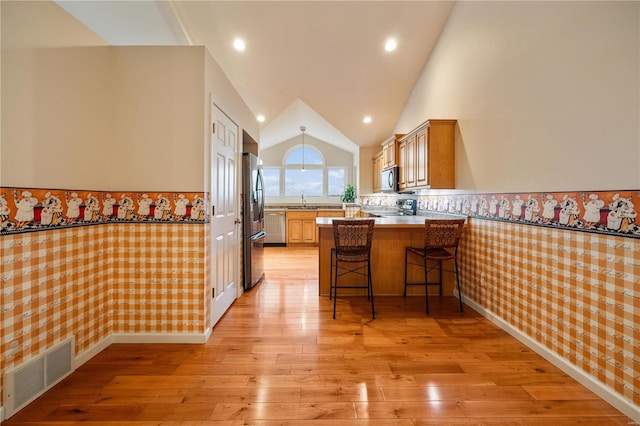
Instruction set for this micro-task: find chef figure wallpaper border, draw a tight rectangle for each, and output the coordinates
[0,187,208,235]
[363,190,640,239]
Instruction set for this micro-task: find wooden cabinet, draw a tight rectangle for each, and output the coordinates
[405,134,417,188]
[382,138,396,169]
[373,134,403,193]
[287,211,317,244]
[382,134,404,169]
[372,151,384,193]
[398,119,456,190]
[398,140,406,188]
[287,210,345,245]
[317,210,345,218]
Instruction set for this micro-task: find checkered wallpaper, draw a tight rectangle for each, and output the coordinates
[2,187,638,412]
[362,191,639,408]
[1,219,208,410]
[458,219,638,406]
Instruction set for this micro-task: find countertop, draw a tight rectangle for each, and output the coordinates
[316,213,466,228]
[265,205,344,211]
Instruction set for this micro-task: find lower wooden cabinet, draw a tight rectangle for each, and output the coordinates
[286,210,345,244]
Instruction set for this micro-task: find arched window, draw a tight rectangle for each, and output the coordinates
[263,144,346,199]
[283,145,324,196]
[284,146,323,165]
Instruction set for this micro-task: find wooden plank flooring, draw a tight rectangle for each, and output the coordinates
[4,246,632,425]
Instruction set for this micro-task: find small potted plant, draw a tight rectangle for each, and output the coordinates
[341,184,357,204]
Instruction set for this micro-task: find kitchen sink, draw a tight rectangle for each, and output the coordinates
[287,206,318,210]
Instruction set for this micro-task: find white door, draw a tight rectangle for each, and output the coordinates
[210,104,240,327]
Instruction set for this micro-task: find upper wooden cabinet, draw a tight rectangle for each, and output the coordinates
[398,119,456,190]
[373,134,404,192]
[381,134,403,169]
[382,137,396,169]
[372,151,384,193]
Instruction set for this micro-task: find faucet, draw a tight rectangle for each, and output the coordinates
[301,194,306,208]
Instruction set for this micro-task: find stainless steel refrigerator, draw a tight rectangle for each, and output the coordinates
[242,152,266,290]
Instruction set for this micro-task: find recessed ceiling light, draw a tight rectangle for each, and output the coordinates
[363,116,372,124]
[257,115,265,122]
[384,38,397,52]
[233,38,246,51]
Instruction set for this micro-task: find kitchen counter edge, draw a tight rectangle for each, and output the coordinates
[316,213,466,228]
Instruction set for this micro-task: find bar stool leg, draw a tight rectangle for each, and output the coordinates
[368,260,375,319]
[438,262,443,296]
[403,249,408,297]
[423,255,429,315]
[333,258,339,319]
[455,256,464,313]
[329,249,334,300]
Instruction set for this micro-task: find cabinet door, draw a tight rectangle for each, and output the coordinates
[383,141,396,168]
[287,219,303,243]
[398,141,407,189]
[382,145,389,168]
[302,219,316,243]
[427,119,456,189]
[416,128,428,187]
[405,134,416,188]
[372,153,383,192]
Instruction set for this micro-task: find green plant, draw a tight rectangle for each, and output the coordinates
[341,184,356,203]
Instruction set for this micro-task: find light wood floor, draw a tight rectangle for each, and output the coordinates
[5,246,631,425]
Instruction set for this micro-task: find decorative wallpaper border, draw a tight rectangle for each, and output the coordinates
[0,187,208,235]
[363,189,640,239]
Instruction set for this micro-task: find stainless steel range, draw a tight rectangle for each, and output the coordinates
[398,199,417,215]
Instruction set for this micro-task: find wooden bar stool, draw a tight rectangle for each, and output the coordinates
[330,219,376,319]
[404,218,465,314]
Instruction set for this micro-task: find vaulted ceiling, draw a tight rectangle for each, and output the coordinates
[56,1,455,153]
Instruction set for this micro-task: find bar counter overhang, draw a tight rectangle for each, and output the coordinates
[316,215,467,297]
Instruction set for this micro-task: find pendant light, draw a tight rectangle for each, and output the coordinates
[300,125,306,172]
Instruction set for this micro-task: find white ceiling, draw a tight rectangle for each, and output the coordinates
[56,1,455,153]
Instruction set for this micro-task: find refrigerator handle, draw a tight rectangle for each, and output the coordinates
[257,169,265,220]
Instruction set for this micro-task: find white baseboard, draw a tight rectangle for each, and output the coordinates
[74,335,113,370]
[463,296,640,423]
[112,332,208,344]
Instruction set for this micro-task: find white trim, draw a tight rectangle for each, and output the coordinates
[463,296,640,423]
[73,335,112,370]
[112,332,208,344]
[0,405,5,422]
[204,326,213,342]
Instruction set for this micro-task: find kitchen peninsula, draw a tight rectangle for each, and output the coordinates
[316,214,467,296]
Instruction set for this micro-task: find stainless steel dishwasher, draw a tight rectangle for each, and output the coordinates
[264,209,286,245]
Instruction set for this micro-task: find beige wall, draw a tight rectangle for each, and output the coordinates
[204,51,260,194]
[110,46,206,191]
[396,1,640,192]
[1,1,259,193]
[359,145,377,195]
[1,0,109,188]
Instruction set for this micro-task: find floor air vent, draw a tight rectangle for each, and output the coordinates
[3,338,74,419]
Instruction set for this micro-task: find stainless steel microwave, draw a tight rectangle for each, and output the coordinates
[381,166,399,193]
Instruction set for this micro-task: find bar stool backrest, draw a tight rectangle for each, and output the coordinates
[423,218,466,250]
[332,219,375,258]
